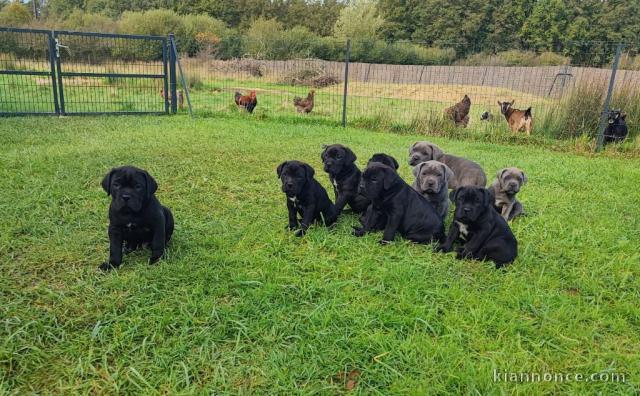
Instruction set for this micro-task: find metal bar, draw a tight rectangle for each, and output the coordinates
[0,112,59,116]
[0,27,52,34]
[162,38,169,114]
[47,31,60,114]
[60,112,167,116]
[53,32,66,115]
[596,43,624,151]
[59,72,165,79]
[169,33,177,114]
[170,36,193,117]
[0,70,52,76]
[53,30,165,40]
[342,39,350,128]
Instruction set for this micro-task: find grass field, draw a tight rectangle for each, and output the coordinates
[1,115,639,394]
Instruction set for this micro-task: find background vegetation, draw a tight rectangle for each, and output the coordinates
[1,0,639,66]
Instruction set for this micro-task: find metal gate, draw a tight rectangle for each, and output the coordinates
[0,27,172,116]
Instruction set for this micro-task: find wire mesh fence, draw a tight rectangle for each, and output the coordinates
[0,27,169,115]
[180,38,639,143]
[1,27,638,146]
[0,28,57,114]
[55,31,168,114]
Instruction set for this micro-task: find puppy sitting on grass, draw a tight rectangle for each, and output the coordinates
[100,166,174,271]
[277,160,337,237]
[360,162,443,244]
[438,186,517,268]
[488,167,527,221]
[412,160,454,220]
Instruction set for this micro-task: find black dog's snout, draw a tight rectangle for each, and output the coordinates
[121,194,131,201]
[286,182,294,189]
[463,207,472,213]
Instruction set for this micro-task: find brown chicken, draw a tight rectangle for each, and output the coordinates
[293,90,315,113]
[234,91,257,113]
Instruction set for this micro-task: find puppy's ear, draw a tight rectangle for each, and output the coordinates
[143,170,158,199]
[276,161,288,178]
[303,163,315,180]
[620,112,627,120]
[429,144,444,160]
[382,168,396,190]
[497,168,508,189]
[101,168,116,196]
[390,156,399,170]
[442,163,454,183]
[412,162,424,178]
[449,187,461,203]
[482,188,492,207]
[320,146,329,161]
[521,170,528,185]
[343,147,357,164]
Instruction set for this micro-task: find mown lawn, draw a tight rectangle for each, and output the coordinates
[0,115,639,394]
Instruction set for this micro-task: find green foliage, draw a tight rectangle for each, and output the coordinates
[0,2,32,27]
[458,50,569,66]
[333,0,383,42]
[58,9,116,32]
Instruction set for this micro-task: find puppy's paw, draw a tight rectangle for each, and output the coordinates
[294,229,305,237]
[286,223,298,231]
[148,255,162,265]
[436,244,451,253]
[99,262,116,271]
[378,239,392,245]
[352,227,366,237]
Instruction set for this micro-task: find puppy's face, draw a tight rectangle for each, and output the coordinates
[102,166,157,213]
[367,153,399,170]
[408,141,443,166]
[451,186,492,223]
[608,110,626,124]
[321,144,356,175]
[497,168,527,194]
[414,161,453,194]
[361,163,399,201]
[498,100,514,115]
[277,161,314,197]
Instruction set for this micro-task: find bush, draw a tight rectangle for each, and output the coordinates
[280,67,341,88]
[59,9,117,32]
[457,50,569,66]
[350,40,456,65]
[182,14,228,57]
[0,3,32,27]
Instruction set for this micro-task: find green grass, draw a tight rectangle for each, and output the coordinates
[1,115,639,394]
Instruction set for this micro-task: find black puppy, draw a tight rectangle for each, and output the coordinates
[359,162,443,244]
[603,109,628,144]
[439,186,517,268]
[321,144,370,214]
[100,166,174,271]
[277,160,338,237]
[353,153,400,236]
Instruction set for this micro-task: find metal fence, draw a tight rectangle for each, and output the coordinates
[1,28,638,148]
[0,27,172,115]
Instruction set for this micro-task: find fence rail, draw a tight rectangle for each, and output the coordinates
[1,27,637,148]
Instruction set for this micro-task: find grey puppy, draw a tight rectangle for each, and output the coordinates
[488,167,527,221]
[412,160,454,220]
[408,141,486,189]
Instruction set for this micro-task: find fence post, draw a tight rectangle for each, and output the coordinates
[170,36,194,117]
[342,39,350,128]
[596,43,624,151]
[169,33,178,114]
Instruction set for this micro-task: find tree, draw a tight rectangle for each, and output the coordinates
[0,2,33,26]
[333,0,384,42]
